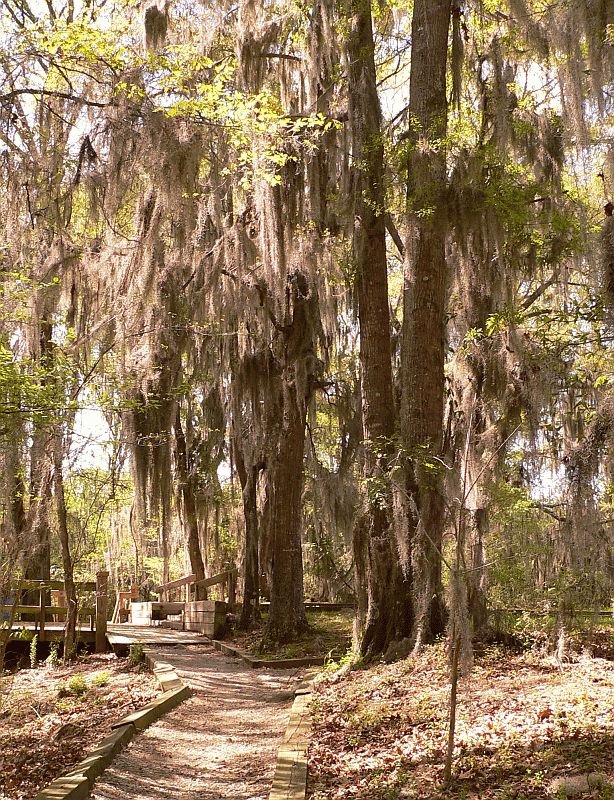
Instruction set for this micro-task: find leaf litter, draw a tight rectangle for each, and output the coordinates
[0,652,158,800]
[308,644,614,799]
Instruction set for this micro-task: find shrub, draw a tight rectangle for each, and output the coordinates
[45,642,60,669]
[128,644,145,667]
[91,670,111,687]
[29,634,38,669]
[57,674,88,698]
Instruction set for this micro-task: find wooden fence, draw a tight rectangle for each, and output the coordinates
[156,568,238,604]
[0,571,109,652]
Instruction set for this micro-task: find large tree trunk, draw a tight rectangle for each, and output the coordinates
[263,270,316,645]
[263,382,309,644]
[24,319,54,603]
[345,0,413,659]
[401,0,452,645]
[174,407,207,598]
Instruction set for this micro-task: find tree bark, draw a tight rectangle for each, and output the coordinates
[24,319,54,604]
[345,0,413,659]
[174,406,207,598]
[263,381,309,644]
[235,444,262,629]
[401,0,452,644]
[53,428,78,661]
[263,271,315,645]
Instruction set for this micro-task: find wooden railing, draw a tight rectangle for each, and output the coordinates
[0,571,109,652]
[111,584,139,624]
[156,568,238,603]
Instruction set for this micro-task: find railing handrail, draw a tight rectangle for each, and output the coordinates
[156,567,238,593]
[18,579,97,592]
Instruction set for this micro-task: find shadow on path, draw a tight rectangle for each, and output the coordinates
[90,642,303,800]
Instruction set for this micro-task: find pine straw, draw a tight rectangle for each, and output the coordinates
[308,643,614,800]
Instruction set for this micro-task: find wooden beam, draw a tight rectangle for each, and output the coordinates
[193,568,238,590]
[20,579,97,591]
[156,574,196,593]
[95,570,109,652]
[0,604,94,617]
[156,568,239,594]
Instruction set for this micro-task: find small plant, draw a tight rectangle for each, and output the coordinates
[29,634,38,669]
[45,641,60,669]
[128,644,145,667]
[67,674,88,696]
[91,670,111,687]
[57,674,88,698]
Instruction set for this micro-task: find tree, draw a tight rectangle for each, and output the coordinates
[344,0,413,658]
[399,0,453,646]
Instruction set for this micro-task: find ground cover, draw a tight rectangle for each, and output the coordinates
[229,610,353,660]
[0,651,159,800]
[308,644,614,800]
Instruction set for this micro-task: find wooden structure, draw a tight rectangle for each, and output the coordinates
[184,600,227,638]
[156,568,237,603]
[129,599,227,638]
[111,583,139,623]
[106,624,209,649]
[130,601,185,626]
[0,571,109,651]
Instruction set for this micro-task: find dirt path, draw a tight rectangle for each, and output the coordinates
[90,643,302,800]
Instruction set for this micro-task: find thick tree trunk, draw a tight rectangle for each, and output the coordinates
[174,407,207,598]
[262,268,318,645]
[401,0,452,644]
[24,319,54,605]
[345,0,413,658]
[263,384,309,644]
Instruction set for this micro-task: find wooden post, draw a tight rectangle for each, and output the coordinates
[39,586,45,636]
[228,570,236,607]
[95,571,109,653]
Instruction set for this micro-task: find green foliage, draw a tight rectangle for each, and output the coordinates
[128,644,145,667]
[57,674,88,697]
[29,635,38,669]
[91,670,110,687]
[45,642,60,669]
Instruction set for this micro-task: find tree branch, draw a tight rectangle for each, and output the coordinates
[0,87,113,109]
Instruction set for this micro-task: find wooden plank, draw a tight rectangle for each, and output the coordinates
[20,580,97,591]
[495,608,614,617]
[193,569,237,590]
[156,574,196,593]
[270,692,311,800]
[185,600,227,612]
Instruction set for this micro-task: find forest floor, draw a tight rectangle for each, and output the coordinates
[308,642,614,800]
[229,609,354,659]
[0,651,158,800]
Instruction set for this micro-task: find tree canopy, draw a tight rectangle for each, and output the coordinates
[1,0,612,656]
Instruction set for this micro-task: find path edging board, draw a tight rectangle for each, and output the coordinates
[211,639,327,669]
[269,682,313,800]
[33,650,191,800]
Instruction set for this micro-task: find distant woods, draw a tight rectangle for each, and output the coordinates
[0,0,612,653]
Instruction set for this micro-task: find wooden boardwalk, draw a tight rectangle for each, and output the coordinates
[106,624,208,648]
[4,621,97,644]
